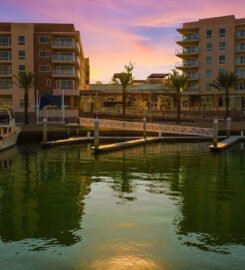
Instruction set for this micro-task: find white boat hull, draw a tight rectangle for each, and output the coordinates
[0,129,21,151]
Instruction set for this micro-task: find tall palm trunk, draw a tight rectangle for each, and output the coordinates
[176,92,181,124]
[122,87,126,120]
[225,87,229,118]
[24,88,29,124]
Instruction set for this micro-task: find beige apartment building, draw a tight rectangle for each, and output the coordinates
[0,22,89,122]
[176,15,245,114]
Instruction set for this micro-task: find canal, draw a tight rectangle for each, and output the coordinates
[0,142,245,269]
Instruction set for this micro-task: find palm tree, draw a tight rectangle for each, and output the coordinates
[112,62,134,120]
[14,72,34,124]
[210,71,238,118]
[163,70,189,124]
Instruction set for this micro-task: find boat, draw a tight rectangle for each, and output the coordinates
[0,109,21,151]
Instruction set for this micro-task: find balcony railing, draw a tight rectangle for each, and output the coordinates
[235,46,245,52]
[186,73,199,80]
[236,72,245,78]
[188,84,199,91]
[52,69,80,77]
[52,40,75,48]
[176,47,199,56]
[176,35,199,42]
[176,61,199,68]
[0,70,12,76]
[0,57,11,62]
[0,81,12,89]
[0,39,11,47]
[236,32,245,39]
[235,59,245,65]
[52,55,75,61]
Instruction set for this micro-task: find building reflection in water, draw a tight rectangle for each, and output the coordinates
[0,141,244,257]
[0,144,92,249]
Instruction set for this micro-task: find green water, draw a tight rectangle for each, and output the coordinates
[0,142,245,270]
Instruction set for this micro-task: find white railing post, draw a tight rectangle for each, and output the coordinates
[94,117,100,151]
[143,117,146,140]
[213,118,218,147]
[42,118,48,143]
[226,117,231,138]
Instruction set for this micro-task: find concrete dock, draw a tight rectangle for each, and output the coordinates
[209,136,242,152]
[91,137,160,154]
[41,137,92,147]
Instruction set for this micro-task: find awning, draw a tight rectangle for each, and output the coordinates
[39,94,62,110]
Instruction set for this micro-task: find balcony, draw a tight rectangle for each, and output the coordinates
[0,38,11,48]
[235,59,245,66]
[189,84,199,91]
[235,32,245,39]
[52,69,80,78]
[176,47,199,57]
[235,46,245,53]
[176,35,199,44]
[52,55,80,66]
[52,40,76,49]
[186,73,199,80]
[0,69,12,77]
[176,60,199,69]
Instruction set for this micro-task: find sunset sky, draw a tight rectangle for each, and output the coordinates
[0,0,244,81]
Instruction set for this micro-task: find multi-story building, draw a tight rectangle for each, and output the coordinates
[0,22,89,122]
[176,15,245,113]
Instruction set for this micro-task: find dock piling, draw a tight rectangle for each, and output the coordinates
[213,118,218,147]
[42,118,48,143]
[241,130,244,137]
[226,117,231,138]
[94,117,100,151]
[143,117,146,140]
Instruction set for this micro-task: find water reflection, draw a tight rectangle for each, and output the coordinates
[0,144,92,248]
[0,141,245,267]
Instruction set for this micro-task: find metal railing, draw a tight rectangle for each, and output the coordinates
[52,40,75,48]
[52,69,79,77]
[176,61,199,68]
[176,48,199,55]
[0,70,12,76]
[176,35,199,42]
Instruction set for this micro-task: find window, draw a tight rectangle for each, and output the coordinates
[0,51,11,60]
[219,55,225,64]
[219,42,226,51]
[206,43,212,52]
[206,30,212,38]
[219,68,225,73]
[0,80,12,89]
[19,65,25,72]
[47,79,51,86]
[239,56,245,64]
[238,82,245,90]
[0,36,11,46]
[219,28,226,37]
[236,68,245,78]
[39,50,50,58]
[39,36,50,44]
[18,36,25,45]
[206,56,212,64]
[18,50,25,60]
[39,65,51,72]
[206,69,212,78]
[56,80,75,89]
